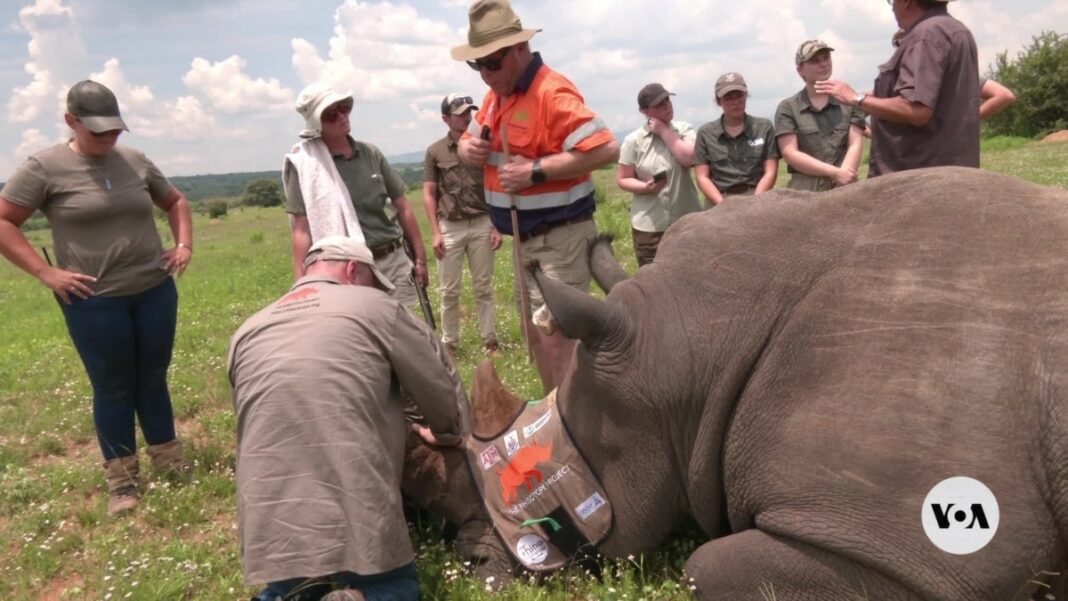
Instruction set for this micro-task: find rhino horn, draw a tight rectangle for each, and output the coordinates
[471,360,524,438]
[528,260,634,350]
[588,234,630,294]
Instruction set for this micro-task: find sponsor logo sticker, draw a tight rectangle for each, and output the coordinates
[504,430,520,456]
[522,409,552,439]
[921,476,999,555]
[515,534,549,566]
[575,492,606,520]
[479,445,501,470]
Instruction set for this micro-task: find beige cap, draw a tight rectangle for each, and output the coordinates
[295,83,353,139]
[303,236,395,291]
[441,93,478,115]
[795,39,835,65]
[715,72,748,98]
[451,0,541,62]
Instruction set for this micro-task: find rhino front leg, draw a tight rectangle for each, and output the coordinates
[684,530,922,601]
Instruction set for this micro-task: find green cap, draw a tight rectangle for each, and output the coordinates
[795,40,834,65]
[66,80,128,133]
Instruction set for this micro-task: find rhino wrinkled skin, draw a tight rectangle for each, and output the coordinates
[403,167,1068,600]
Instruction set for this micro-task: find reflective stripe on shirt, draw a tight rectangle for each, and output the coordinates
[484,179,596,210]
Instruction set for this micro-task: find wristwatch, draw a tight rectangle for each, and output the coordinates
[854,93,867,108]
[530,158,547,184]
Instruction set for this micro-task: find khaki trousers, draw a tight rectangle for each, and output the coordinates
[439,215,497,346]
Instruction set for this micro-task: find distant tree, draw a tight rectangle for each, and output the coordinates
[207,200,229,219]
[984,31,1068,138]
[241,178,284,207]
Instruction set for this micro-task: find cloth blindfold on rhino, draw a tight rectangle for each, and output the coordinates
[464,390,612,570]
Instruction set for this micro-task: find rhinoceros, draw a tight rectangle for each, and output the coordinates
[403,167,1068,600]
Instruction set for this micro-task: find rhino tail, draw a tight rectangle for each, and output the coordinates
[588,234,630,294]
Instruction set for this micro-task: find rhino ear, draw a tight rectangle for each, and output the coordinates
[588,234,630,294]
[471,360,524,438]
[529,261,634,351]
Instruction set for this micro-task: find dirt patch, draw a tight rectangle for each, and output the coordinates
[37,573,84,601]
[1041,130,1068,143]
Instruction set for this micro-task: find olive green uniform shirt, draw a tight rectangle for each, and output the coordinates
[1,143,174,297]
[774,89,866,191]
[284,137,408,248]
[694,115,778,192]
[423,135,487,221]
[228,275,467,584]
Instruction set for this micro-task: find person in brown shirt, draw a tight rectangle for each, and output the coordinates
[0,80,194,518]
[815,0,979,176]
[228,236,466,601]
[423,93,502,357]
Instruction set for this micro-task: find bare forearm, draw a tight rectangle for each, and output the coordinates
[165,194,193,248]
[861,96,932,127]
[0,219,49,279]
[695,168,724,206]
[654,128,696,168]
[783,147,838,178]
[396,203,427,262]
[842,127,864,175]
[422,183,442,236]
[289,214,311,279]
[755,160,778,194]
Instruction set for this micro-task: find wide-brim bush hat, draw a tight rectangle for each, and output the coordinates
[451,0,541,62]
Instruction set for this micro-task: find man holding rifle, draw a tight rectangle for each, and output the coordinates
[452,0,619,391]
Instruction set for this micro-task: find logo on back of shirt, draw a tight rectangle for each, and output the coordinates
[280,287,318,304]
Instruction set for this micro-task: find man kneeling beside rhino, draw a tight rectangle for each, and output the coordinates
[403,167,1067,601]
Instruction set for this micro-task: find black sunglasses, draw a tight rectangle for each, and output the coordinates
[448,96,474,109]
[466,46,513,72]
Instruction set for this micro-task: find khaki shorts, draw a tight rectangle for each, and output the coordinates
[515,218,597,311]
[375,246,417,305]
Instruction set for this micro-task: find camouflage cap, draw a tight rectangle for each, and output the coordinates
[795,39,834,65]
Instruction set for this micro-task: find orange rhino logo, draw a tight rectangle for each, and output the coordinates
[498,441,552,505]
[280,287,318,304]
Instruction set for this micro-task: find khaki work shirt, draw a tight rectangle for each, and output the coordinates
[423,135,487,222]
[774,89,866,191]
[869,6,980,176]
[618,121,703,233]
[1,143,174,297]
[228,276,467,585]
[284,137,408,248]
[694,115,779,192]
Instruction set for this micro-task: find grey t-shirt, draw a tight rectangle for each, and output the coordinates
[1,143,174,297]
[284,138,408,248]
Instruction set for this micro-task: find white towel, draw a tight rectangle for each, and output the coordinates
[282,138,365,244]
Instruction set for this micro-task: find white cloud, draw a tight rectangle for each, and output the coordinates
[12,127,54,159]
[290,0,483,102]
[89,58,155,110]
[7,0,85,122]
[182,55,294,113]
[130,96,221,142]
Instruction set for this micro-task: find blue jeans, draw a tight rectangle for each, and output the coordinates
[61,278,179,460]
[256,562,419,601]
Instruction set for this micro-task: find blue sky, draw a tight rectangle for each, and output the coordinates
[1,0,1064,177]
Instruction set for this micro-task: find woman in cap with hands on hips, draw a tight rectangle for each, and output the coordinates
[0,80,194,517]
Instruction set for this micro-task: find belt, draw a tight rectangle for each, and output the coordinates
[518,213,594,243]
[370,238,403,259]
[723,183,756,194]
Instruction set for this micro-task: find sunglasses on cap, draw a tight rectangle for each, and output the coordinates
[447,95,475,110]
[466,45,514,72]
[322,101,353,123]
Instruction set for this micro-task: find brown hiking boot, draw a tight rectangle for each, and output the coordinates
[320,589,365,601]
[147,439,192,480]
[103,455,140,517]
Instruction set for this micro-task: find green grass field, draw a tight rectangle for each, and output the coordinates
[0,139,1064,600]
